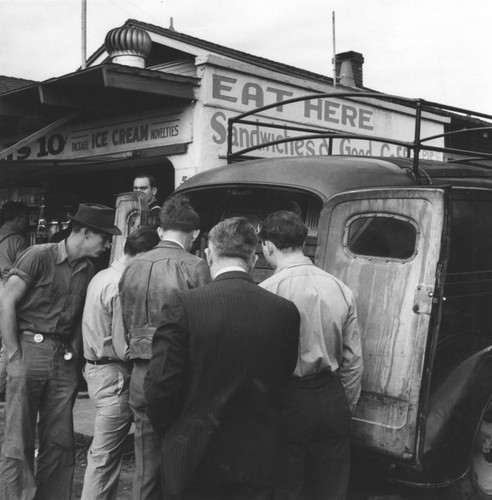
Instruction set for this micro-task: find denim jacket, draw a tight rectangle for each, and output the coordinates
[119,240,211,360]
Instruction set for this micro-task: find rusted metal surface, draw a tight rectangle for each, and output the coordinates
[316,188,446,461]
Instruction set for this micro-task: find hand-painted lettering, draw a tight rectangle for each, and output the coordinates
[324,101,340,123]
[242,83,263,107]
[266,87,294,111]
[212,74,238,102]
[211,111,227,144]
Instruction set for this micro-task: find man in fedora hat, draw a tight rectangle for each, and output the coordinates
[0,203,121,500]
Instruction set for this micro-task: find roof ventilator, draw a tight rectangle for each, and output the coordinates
[104,25,152,68]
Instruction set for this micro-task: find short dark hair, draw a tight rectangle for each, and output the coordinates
[124,227,160,256]
[160,195,200,232]
[209,217,258,263]
[2,201,28,222]
[259,210,308,250]
[134,173,157,189]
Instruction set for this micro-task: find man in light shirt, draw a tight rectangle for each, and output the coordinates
[81,227,159,500]
[259,210,363,500]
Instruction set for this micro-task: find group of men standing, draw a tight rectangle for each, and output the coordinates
[0,173,363,500]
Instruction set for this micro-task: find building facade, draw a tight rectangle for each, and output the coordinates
[0,19,458,235]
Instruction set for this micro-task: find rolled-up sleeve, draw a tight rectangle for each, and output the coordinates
[8,246,40,288]
[339,302,364,411]
[110,287,128,361]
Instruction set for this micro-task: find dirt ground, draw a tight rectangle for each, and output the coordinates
[0,401,134,499]
[0,401,440,500]
[72,441,134,500]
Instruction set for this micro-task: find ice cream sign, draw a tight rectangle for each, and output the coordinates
[3,108,191,161]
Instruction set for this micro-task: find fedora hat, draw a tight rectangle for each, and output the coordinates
[68,203,122,236]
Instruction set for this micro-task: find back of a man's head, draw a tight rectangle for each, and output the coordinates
[208,217,258,265]
[160,195,200,233]
[259,210,308,251]
[1,201,28,224]
[124,227,160,257]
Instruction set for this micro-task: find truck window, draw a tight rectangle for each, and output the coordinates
[187,186,322,281]
[347,214,418,260]
[433,189,492,388]
[448,195,492,273]
[188,187,322,232]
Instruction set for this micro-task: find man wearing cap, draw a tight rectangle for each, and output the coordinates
[0,203,121,500]
[119,194,211,500]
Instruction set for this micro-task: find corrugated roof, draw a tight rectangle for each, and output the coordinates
[0,75,37,94]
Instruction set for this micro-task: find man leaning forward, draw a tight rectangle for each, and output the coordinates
[81,227,160,500]
[0,204,121,500]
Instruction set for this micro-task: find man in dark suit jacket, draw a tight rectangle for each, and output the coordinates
[144,217,300,500]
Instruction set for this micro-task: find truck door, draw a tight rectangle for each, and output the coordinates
[316,187,449,462]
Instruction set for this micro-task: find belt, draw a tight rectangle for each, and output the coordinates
[86,358,120,365]
[132,358,150,364]
[22,330,68,342]
[298,371,335,381]
[288,371,338,386]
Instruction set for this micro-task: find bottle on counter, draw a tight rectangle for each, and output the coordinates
[35,195,49,244]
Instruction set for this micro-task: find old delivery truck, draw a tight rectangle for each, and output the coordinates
[115,92,492,499]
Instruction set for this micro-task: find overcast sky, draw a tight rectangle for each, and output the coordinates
[1,0,491,114]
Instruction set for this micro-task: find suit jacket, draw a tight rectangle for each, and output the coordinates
[144,271,300,494]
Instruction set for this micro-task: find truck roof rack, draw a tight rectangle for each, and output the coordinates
[226,92,492,181]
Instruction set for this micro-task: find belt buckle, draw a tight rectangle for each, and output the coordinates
[33,333,44,343]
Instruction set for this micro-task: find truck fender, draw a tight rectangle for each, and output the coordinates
[421,346,492,483]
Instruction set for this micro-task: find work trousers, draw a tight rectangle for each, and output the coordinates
[0,281,6,398]
[0,333,79,500]
[81,361,133,500]
[277,372,352,500]
[0,345,7,397]
[130,360,165,500]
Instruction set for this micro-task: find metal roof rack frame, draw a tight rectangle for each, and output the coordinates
[226,92,492,181]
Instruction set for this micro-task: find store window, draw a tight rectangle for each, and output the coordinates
[347,214,417,259]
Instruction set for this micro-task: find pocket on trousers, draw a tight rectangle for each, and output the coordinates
[86,363,128,403]
[7,346,22,363]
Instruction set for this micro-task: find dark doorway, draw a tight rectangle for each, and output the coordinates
[44,156,175,219]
